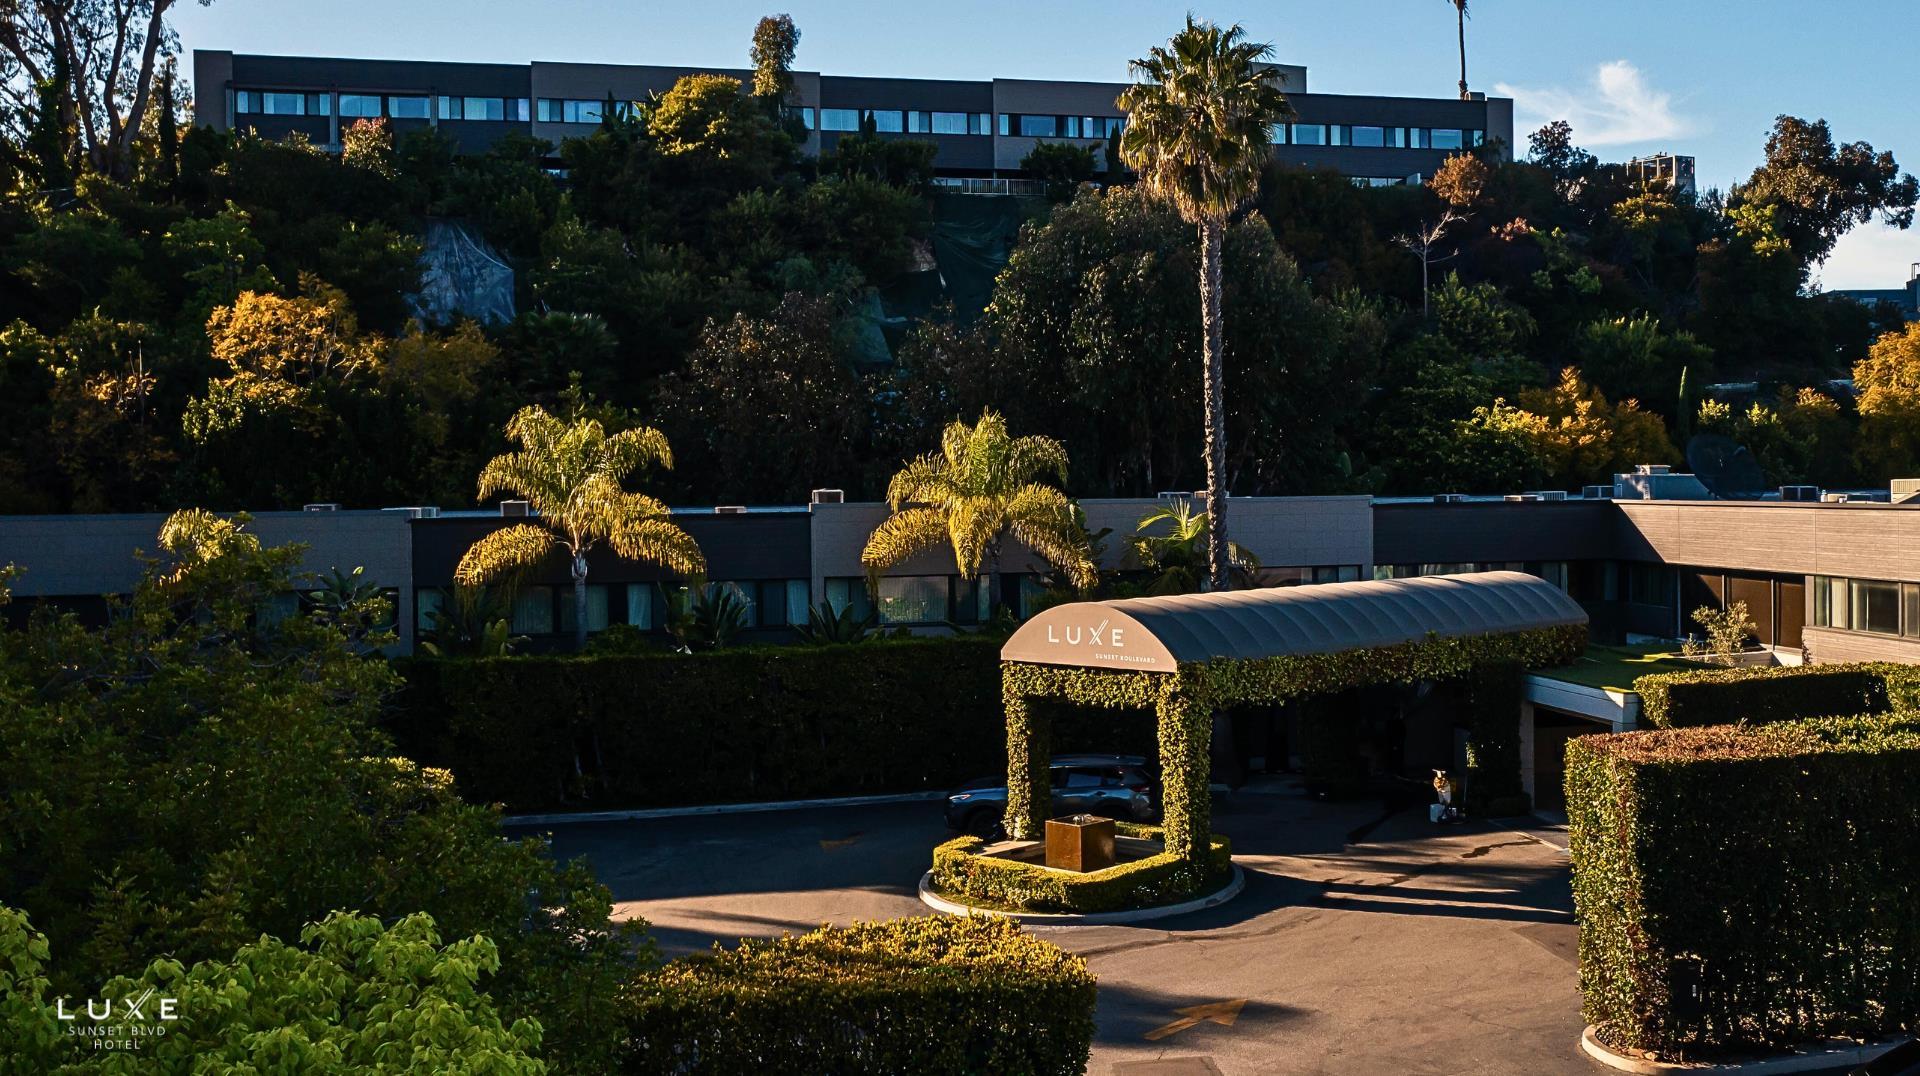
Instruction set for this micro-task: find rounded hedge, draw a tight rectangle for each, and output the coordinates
[931,821,1233,914]
[620,916,1096,1075]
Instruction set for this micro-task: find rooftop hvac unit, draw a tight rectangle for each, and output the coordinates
[714,505,748,515]
[1433,493,1468,504]
[303,503,341,512]
[1891,478,1920,504]
[1582,485,1614,500]
[499,500,531,517]
[1822,493,1850,503]
[382,506,440,519]
[1504,494,1543,502]
[809,489,845,504]
[1780,485,1822,502]
[1528,491,1569,502]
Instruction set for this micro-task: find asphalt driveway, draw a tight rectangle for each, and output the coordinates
[507,781,1594,1076]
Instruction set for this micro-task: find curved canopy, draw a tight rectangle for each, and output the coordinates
[1002,571,1588,671]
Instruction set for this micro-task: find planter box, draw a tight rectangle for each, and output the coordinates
[1045,814,1116,873]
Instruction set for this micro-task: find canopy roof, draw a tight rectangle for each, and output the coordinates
[1002,571,1588,672]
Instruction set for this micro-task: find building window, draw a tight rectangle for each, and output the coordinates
[415,588,445,633]
[625,583,654,630]
[997,113,1010,137]
[970,112,991,135]
[865,109,904,133]
[784,105,814,130]
[1812,575,1846,628]
[1268,123,1288,145]
[819,108,860,132]
[1018,114,1057,137]
[825,577,874,621]
[440,96,508,121]
[907,110,929,134]
[1429,128,1465,150]
[237,90,326,116]
[437,96,459,120]
[564,100,601,124]
[1350,125,1386,148]
[1062,116,1081,138]
[536,98,562,123]
[922,111,963,135]
[876,576,947,624]
[1849,579,1900,635]
[1470,129,1486,147]
[505,98,530,121]
[338,94,381,118]
[1291,123,1327,146]
[558,585,611,634]
[1627,564,1671,607]
[511,586,554,634]
[1905,584,1920,639]
[386,95,430,119]
[1407,127,1431,149]
[1329,125,1350,146]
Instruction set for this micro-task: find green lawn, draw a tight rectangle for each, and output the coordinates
[1539,644,1697,693]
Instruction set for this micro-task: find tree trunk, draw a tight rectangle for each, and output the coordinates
[988,544,1004,622]
[571,553,590,652]
[1457,12,1470,100]
[1197,218,1231,593]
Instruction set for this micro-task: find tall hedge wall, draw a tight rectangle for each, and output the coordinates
[392,638,1005,811]
[1567,715,1920,1058]
[1631,662,1920,729]
[621,916,1096,1075]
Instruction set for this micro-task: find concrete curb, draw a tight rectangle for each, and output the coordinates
[1580,1025,1899,1074]
[502,791,946,826]
[916,864,1246,926]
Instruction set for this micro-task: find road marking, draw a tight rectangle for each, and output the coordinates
[1143,999,1246,1041]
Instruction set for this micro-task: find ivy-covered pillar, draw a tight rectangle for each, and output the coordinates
[1155,686,1212,864]
[1003,690,1051,841]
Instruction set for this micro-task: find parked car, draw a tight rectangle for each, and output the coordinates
[943,754,1158,837]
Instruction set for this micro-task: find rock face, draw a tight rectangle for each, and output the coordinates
[409,219,514,325]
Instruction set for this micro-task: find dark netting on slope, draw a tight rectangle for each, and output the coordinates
[408,218,516,326]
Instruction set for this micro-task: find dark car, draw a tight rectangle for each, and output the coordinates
[943,754,1158,837]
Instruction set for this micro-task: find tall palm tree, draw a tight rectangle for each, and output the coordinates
[456,405,705,650]
[1448,0,1471,100]
[862,410,1097,616]
[1117,17,1292,593]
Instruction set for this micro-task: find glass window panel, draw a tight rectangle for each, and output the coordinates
[1291,123,1327,146]
[1063,116,1081,137]
[511,587,553,634]
[625,583,653,630]
[712,581,755,625]
[536,98,563,123]
[819,108,860,132]
[970,112,991,135]
[562,100,602,124]
[1018,114,1057,137]
[875,576,947,624]
[387,96,430,119]
[235,90,256,113]
[505,98,530,121]
[929,111,968,135]
[1351,125,1386,148]
[1850,579,1900,635]
[785,580,810,626]
[464,97,505,121]
[1268,123,1288,144]
[907,110,930,134]
[866,109,904,133]
[1409,127,1431,149]
[998,113,1010,136]
[558,585,611,634]
[1430,128,1465,150]
[1330,125,1350,146]
[1470,129,1486,146]
[340,94,382,118]
[267,92,308,115]
[415,589,445,632]
[1905,583,1920,639]
[825,578,873,620]
[437,95,460,120]
[1812,576,1844,628]
[1390,127,1407,148]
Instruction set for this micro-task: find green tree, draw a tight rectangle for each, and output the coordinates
[862,409,1097,614]
[455,405,705,650]
[1853,321,1920,479]
[1731,115,1918,269]
[1118,17,1292,591]
[750,14,802,108]
[1129,499,1259,593]
[1022,141,1098,203]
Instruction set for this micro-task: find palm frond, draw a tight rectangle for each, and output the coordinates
[861,506,951,580]
[608,515,707,576]
[1007,485,1099,590]
[454,524,555,586]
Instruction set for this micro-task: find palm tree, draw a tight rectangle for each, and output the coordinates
[1117,17,1292,593]
[1130,500,1260,594]
[862,410,1097,616]
[455,405,705,650]
[1447,0,1471,100]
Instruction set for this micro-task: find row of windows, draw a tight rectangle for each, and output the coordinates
[439,96,532,121]
[999,114,1127,139]
[416,580,809,637]
[1375,562,1571,590]
[538,98,640,124]
[1273,124,1484,151]
[1811,576,1920,638]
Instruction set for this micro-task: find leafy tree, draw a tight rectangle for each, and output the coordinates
[342,116,397,177]
[1731,115,1918,268]
[819,112,937,192]
[1569,313,1712,419]
[1117,16,1292,591]
[1697,387,1851,487]
[863,409,1096,613]
[1,908,549,1072]
[1853,321,1920,479]
[455,405,705,650]
[1431,151,1490,209]
[1022,141,1098,203]
[1456,367,1677,489]
[0,511,647,1073]
[1129,499,1259,593]
[750,14,802,107]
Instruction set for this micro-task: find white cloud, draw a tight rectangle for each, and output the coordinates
[1816,221,1920,292]
[1494,61,1692,148]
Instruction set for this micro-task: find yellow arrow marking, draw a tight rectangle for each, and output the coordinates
[1143,999,1246,1041]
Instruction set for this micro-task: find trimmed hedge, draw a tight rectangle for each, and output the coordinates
[1632,661,1920,729]
[1567,715,1920,1058]
[392,637,1004,810]
[930,821,1233,913]
[621,915,1096,1075]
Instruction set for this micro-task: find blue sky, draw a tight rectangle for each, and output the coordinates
[173,0,1919,289]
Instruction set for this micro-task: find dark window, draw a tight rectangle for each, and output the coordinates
[340,94,382,118]
[386,96,430,119]
[865,109,904,133]
[1351,125,1386,147]
[1019,114,1057,137]
[1628,564,1671,607]
[1849,579,1900,635]
[1291,123,1327,146]
[819,108,860,132]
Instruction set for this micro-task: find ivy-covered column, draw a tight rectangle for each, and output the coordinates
[1003,689,1051,841]
[1155,685,1212,863]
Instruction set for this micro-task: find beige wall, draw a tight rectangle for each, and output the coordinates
[1615,501,1920,581]
[1803,626,1920,666]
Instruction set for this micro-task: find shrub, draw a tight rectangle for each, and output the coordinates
[930,822,1232,914]
[394,636,1005,810]
[621,916,1096,1076]
[1631,661,1920,728]
[1567,715,1920,1058]
[1,906,546,1073]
